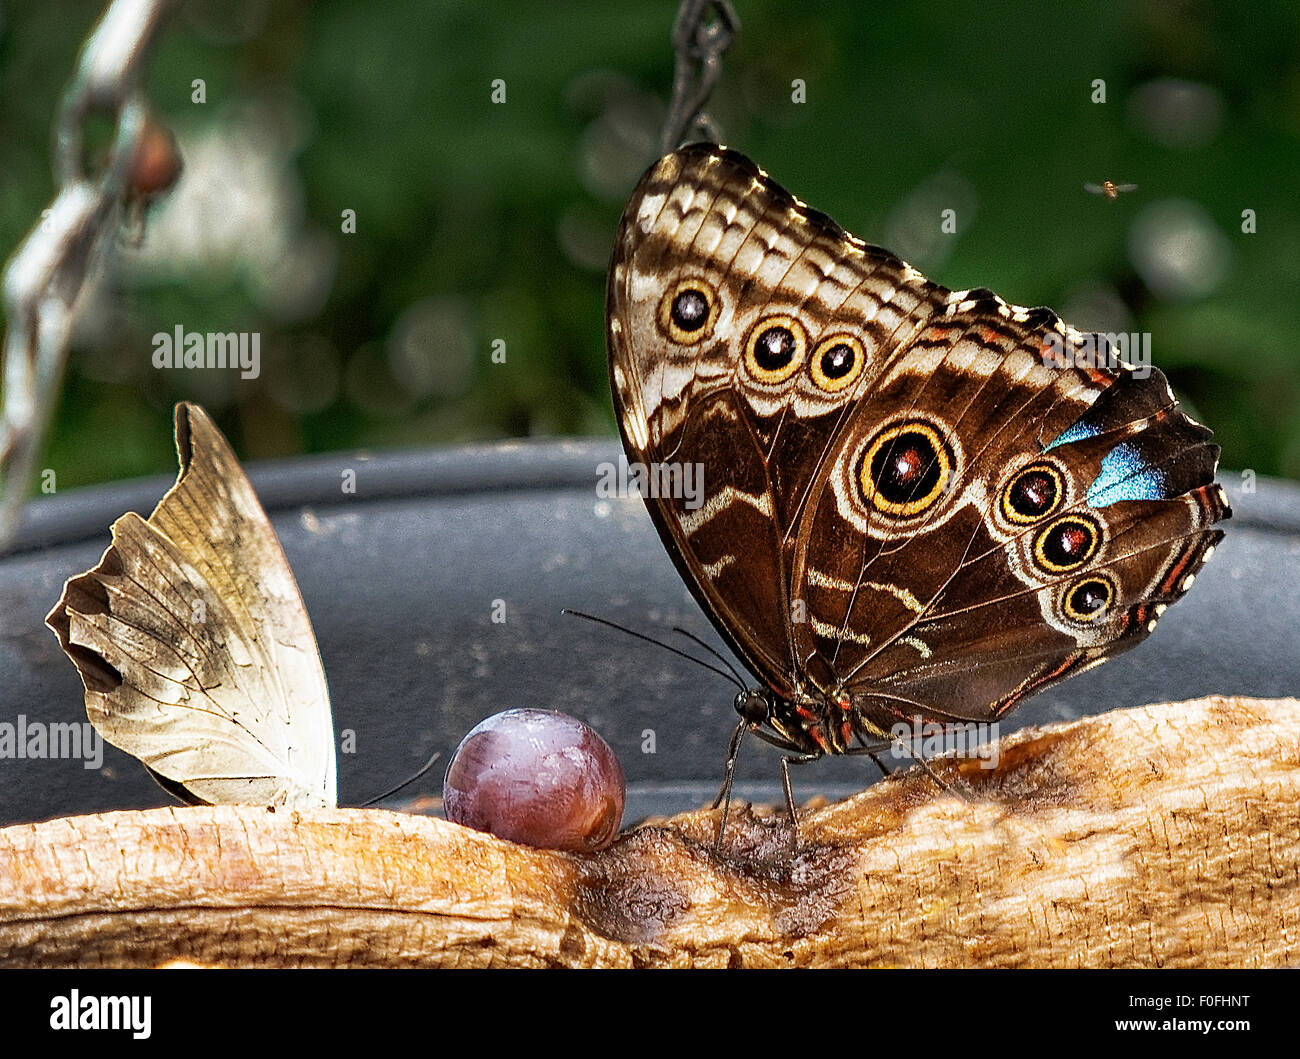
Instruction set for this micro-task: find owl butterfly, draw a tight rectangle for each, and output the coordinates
[46,403,336,810]
[607,144,1229,821]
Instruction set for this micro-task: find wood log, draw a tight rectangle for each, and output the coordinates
[1,695,1296,968]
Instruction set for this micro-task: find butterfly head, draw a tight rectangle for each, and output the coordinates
[732,687,836,756]
[733,688,770,727]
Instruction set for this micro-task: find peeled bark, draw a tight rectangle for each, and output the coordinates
[1,695,1296,968]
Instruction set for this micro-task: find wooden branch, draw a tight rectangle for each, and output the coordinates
[1,696,1296,967]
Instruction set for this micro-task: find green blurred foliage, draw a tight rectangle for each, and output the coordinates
[0,0,1297,489]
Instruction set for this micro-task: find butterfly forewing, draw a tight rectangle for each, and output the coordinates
[609,144,950,695]
[609,144,1229,748]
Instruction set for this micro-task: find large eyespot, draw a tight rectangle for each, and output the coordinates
[1034,514,1102,573]
[1000,462,1064,525]
[1063,577,1115,623]
[658,280,718,344]
[743,315,807,385]
[858,420,954,517]
[810,334,866,393]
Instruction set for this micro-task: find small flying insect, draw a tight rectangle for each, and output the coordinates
[1085,180,1138,200]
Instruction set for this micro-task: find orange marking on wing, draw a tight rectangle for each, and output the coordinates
[994,654,1079,718]
[1159,541,1201,595]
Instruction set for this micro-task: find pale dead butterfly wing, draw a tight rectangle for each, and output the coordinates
[607,144,1228,766]
[46,403,336,809]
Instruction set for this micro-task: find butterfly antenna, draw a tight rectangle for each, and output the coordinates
[670,625,746,688]
[562,609,745,691]
[359,749,442,808]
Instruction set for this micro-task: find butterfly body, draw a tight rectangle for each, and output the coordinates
[608,144,1228,768]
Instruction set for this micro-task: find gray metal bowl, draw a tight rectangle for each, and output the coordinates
[0,438,1292,825]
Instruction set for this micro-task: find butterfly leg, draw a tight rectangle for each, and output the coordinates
[711,720,750,853]
[851,727,964,800]
[860,742,963,800]
[714,724,812,852]
[911,753,961,799]
[711,719,748,810]
[777,755,806,824]
[840,740,894,775]
[847,722,961,800]
[776,752,824,852]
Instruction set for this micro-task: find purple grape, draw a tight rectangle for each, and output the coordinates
[443,709,625,852]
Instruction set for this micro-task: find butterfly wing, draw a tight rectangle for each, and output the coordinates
[609,144,1228,735]
[608,144,949,696]
[46,403,337,808]
[786,300,1228,727]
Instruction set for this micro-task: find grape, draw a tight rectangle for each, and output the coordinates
[443,709,624,852]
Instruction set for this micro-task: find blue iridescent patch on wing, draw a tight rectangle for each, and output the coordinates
[1086,442,1169,507]
[1045,418,1101,450]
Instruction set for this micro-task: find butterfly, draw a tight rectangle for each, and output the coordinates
[607,144,1229,821]
[46,403,336,809]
